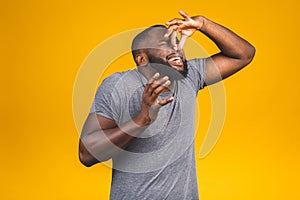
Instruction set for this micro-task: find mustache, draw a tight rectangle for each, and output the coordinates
[166,52,184,61]
[147,57,188,80]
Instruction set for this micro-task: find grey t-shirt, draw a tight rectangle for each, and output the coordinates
[91,58,206,200]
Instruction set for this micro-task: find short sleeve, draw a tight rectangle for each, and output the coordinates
[94,73,122,122]
[186,58,207,91]
[89,100,96,113]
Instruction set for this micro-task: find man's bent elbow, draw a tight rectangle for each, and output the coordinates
[79,153,111,167]
[244,45,256,66]
[79,143,112,167]
[79,150,97,167]
[79,141,100,167]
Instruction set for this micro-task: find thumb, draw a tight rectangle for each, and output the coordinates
[158,96,174,106]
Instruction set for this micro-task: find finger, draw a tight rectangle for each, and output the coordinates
[145,72,160,93]
[166,18,184,27]
[151,80,171,100]
[164,27,174,38]
[147,76,169,95]
[171,31,178,51]
[178,34,188,50]
[158,96,174,106]
[164,24,180,38]
[178,10,192,21]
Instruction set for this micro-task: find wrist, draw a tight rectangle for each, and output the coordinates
[194,16,207,31]
[133,111,151,127]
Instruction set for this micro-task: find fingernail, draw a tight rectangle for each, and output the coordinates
[163,76,169,80]
[154,73,160,78]
[164,80,170,85]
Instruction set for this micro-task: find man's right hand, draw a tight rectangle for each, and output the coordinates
[135,73,174,127]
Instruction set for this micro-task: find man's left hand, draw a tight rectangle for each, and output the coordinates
[165,10,205,37]
[165,10,205,49]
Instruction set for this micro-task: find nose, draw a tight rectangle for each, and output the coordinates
[166,47,176,56]
[166,45,183,56]
[172,44,178,51]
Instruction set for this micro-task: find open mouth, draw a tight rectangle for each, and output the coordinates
[166,54,184,70]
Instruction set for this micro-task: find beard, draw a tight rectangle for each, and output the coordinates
[147,54,188,81]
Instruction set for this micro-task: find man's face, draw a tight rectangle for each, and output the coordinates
[144,27,188,80]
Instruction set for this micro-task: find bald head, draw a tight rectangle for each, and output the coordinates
[131,25,167,65]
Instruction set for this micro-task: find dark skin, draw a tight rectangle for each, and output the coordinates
[79,11,255,167]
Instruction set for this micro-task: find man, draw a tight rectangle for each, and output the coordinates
[79,10,255,199]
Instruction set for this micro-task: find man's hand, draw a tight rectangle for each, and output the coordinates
[165,10,205,50]
[136,73,174,127]
[165,10,204,38]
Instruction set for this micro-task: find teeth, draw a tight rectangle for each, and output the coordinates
[169,57,180,62]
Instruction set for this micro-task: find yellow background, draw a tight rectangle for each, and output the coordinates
[1,0,299,199]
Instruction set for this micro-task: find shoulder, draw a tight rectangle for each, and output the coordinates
[184,58,208,91]
[98,70,136,90]
[95,69,140,101]
[101,72,126,87]
[187,58,207,70]
[93,70,134,119]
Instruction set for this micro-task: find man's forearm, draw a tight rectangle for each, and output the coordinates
[199,16,255,62]
[79,114,148,167]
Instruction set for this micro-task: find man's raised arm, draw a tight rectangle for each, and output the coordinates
[166,10,255,85]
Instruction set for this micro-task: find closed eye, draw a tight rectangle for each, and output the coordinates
[159,42,168,46]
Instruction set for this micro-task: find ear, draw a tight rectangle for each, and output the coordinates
[135,52,149,66]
